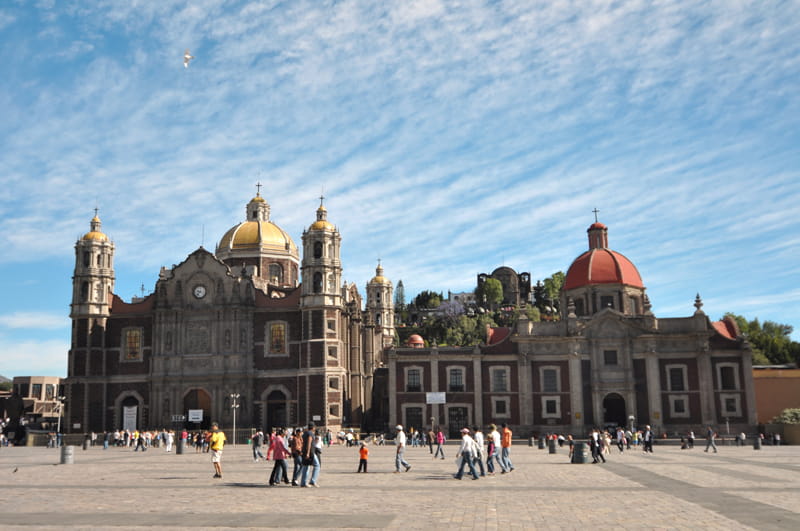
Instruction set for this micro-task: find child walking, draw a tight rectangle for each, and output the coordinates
[357,441,369,473]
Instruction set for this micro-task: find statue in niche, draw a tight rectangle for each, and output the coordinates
[224,329,231,349]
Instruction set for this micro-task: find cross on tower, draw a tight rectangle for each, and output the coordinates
[592,208,600,223]
[255,181,262,196]
[94,206,99,217]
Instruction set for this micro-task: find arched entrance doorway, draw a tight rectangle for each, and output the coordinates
[183,389,212,429]
[120,396,140,432]
[266,390,288,431]
[602,393,626,427]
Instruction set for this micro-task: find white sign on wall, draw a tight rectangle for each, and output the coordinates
[188,409,204,423]
[426,392,446,404]
[123,406,137,432]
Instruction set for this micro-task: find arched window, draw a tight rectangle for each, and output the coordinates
[269,263,283,284]
[314,241,322,259]
[80,282,89,301]
[313,272,322,293]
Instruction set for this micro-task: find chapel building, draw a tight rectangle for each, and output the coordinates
[63,190,393,434]
[387,220,757,438]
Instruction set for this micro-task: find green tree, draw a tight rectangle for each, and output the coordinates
[414,290,442,309]
[724,313,800,365]
[771,408,800,424]
[0,381,11,392]
[394,280,406,311]
[475,278,503,309]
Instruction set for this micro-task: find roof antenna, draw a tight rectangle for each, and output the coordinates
[201,224,205,248]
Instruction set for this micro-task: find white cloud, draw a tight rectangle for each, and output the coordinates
[0,312,69,330]
[0,338,68,378]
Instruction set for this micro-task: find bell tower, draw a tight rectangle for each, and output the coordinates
[71,211,115,322]
[300,197,345,429]
[366,261,394,347]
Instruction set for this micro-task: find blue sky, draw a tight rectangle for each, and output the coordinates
[1,1,798,378]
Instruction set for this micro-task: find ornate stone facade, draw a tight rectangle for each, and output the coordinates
[64,191,392,434]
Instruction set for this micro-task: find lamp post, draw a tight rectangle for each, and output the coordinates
[230,393,240,447]
[56,396,66,447]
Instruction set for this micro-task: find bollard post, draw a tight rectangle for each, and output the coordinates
[571,442,588,463]
[548,438,557,454]
[538,437,545,449]
[176,439,185,454]
[753,437,761,450]
[60,445,75,465]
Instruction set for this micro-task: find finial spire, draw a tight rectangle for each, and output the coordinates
[592,208,600,223]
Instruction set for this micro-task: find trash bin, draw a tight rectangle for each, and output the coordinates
[83,439,90,451]
[571,442,588,464]
[60,445,75,465]
[548,438,557,454]
[529,437,534,447]
[176,439,185,455]
[538,437,545,449]
[753,437,761,450]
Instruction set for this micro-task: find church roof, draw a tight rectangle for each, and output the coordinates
[564,248,643,290]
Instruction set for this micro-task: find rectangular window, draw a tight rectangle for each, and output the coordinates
[545,399,557,415]
[449,368,464,392]
[674,399,685,414]
[491,369,508,392]
[31,384,42,399]
[407,369,421,392]
[45,384,55,400]
[725,397,737,413]
[269,323,287,354]
[328,378,339,390]
[542,369,558,393]
[541,396,561,418]
[329,404,339,417]
[494,399,507,415]
[125,329,142,360]
[603,350,618,366]
[327,319,336,331]
[600,295,615,309]
[327,346,338,359]
[720,366,736,390]
[405,407,423,430]
[669,367,685,391]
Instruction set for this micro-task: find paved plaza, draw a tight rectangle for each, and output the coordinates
[1,440,799,530]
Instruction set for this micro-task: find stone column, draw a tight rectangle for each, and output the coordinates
[472,353,483,427]
[519,354,532,426]
[697,349,714,425]
[388,351,397,428]
[568,352,584,431]
[645,352,662,431]
[741,350,757,426]
[430,350,440,427]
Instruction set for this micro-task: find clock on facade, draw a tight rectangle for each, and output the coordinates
[193,285,206,299]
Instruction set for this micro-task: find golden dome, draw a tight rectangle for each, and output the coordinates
[370,264,391,285]
[250,195,266,203]
[81,215,108,241]
[309,219,335,231]
[218,220,298,255]
[82,231,108,242]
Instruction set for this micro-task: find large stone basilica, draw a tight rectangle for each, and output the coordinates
[64,190,394,434]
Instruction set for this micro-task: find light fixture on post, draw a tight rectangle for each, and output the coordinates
[230,393,240,447]
[56,396,66,446]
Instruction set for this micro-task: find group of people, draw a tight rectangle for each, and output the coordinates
[393,423,515,481]
[248,422,326,486]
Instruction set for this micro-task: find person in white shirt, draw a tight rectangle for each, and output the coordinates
[471,426,486,477]
[454,428,480,480]
[394,425,411,473]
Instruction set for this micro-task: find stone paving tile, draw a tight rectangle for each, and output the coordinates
[0,443,797,529]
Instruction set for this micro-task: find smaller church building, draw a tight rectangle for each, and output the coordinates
[387,221,757,438]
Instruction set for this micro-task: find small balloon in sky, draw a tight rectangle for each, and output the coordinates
[183,49,195,68]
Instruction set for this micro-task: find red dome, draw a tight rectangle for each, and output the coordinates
[407,334,424,347]
[564,248,643,290]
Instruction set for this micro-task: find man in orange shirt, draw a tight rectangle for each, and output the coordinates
[357,441,369,473]
[500,423,514,473]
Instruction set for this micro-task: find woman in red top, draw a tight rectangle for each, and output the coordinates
[268,428,290,486]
